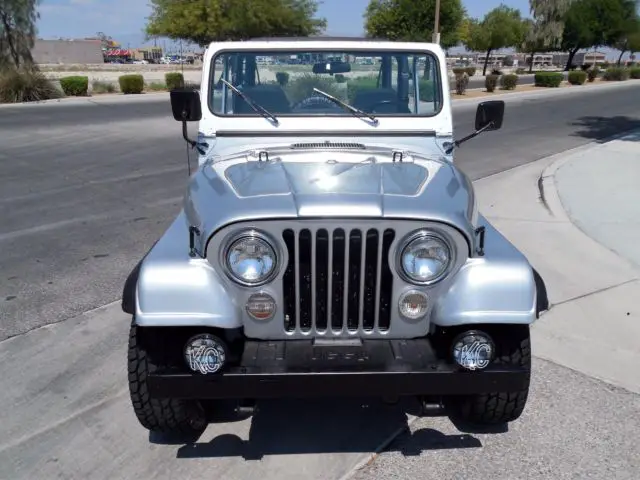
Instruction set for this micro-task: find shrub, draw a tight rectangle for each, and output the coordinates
[500,74,518,90]
[452,67,465,75]
[0,68,61,103]
[491,68,503,76]
[334,73,347,83]
[59,75,88,96]
[580,64,592,71]
[454,72,469,95]
[534,72,563,87]
[346,75,378,102]
[92,80,116,93]
[164,72,184,90]
[465,66,476,77]
[587,67,599,82]
[603,67,630,81]
[118,74,144,94]
[275,71,290,86]
[630,67,640,79]
[286,73,342,104]
[515,67,527,75]
[146,82,167,91]
[418,79,435,102]
[485,74,499,92]
[568,70,587,85]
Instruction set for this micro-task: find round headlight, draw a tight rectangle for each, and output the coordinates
[399,232,451,284]
[225,232,277,285]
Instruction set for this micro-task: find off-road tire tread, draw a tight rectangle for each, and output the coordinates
[455,325,531,425]
[127,323,206,435]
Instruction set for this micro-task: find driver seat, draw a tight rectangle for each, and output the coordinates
[352,88,411,114]
[234,84,291,114]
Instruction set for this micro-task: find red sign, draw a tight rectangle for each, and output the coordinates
[106,49,132,56]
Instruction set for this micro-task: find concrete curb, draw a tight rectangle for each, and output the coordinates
[0,91,170,109]
[539,128,640,224]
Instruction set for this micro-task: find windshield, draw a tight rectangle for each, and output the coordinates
[209,49,443,117]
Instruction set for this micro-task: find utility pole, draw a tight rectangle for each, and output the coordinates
[432,0,441,44]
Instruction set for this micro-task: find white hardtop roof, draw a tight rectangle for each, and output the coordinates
[205,37,445,53]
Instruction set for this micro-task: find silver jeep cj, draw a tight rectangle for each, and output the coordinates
[121,38,549,437]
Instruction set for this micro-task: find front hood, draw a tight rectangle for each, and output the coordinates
[222,158,432,216]
[184,148,477,251]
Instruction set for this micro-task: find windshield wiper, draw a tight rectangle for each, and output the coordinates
[312,88,378,126]
[220,79,279,125]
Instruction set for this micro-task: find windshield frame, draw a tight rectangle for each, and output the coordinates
[207,47,444,119]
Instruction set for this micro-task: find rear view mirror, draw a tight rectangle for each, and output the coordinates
[312,61,352,75]
[475,100,505,131]
[170,88,202,122]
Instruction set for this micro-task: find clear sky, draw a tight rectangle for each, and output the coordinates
[36,0,532,43]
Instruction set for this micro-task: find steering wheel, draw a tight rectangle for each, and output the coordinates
[292,95,339,111]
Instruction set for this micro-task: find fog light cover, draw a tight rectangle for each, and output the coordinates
[398,290,429,320]
[246,292,276,320]
[184,333,227,374]
[452,331,494,371]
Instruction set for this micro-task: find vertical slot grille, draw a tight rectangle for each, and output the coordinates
[282,227,395,335]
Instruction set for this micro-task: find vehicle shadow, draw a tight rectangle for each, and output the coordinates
[148,397,504,460]
[570,116,640,142]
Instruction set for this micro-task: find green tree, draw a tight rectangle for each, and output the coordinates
[606,2,640,64]
[561,0,638,70]
[519,19,550,73]
[0,0,40,69]
[364,0,466,49]
[146,0,327,46]
[464,5,526,76]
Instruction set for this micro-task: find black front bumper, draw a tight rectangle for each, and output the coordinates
[147,338,529,399]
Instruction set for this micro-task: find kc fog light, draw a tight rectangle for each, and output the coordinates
[184,333,227,374]
[246,292,276,320]
[398,290,429,320]
[452,331,494,371]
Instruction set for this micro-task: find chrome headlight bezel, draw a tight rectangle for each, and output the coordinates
[396,229,455,285]
[220,229,280,287]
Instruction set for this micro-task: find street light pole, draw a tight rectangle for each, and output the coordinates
[432,0,441,44]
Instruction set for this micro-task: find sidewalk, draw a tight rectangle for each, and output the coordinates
[473,129,640,394]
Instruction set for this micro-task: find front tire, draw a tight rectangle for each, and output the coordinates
[127,322,208,437]
[446,325,532,425]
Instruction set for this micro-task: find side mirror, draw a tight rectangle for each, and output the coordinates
[170,88,202,122]
[475,100,505,131]
[445,100,506,155]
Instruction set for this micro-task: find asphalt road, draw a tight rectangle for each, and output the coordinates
[1,82,640,479]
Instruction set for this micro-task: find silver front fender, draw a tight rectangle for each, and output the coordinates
[134,211,242,328]
[431,215,539,326]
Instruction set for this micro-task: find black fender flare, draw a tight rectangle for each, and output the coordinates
[121,240,158,315]
[533,267,549,317]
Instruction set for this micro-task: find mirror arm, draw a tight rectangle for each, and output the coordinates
[180,111,197,149]
[445,121,494,154]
